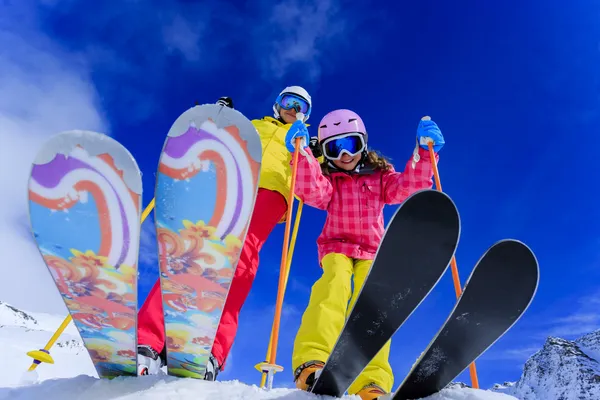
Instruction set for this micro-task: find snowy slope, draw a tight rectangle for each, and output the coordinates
[491,330,600,399]
[0,301,516,399]
[0,301,97,386]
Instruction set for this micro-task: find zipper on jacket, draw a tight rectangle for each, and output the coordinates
[358,178,364,249]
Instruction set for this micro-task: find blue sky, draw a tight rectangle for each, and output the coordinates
[2,0,600,393]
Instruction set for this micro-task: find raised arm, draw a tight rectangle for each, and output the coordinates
[382,146,437,204]
[292,148,333,210]
[383,117,445,204]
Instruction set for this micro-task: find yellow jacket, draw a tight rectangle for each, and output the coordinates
[253,116,295,201]
[252,116,322,222]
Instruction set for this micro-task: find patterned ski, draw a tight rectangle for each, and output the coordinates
[28,130,142,378]
[155,103,262,378]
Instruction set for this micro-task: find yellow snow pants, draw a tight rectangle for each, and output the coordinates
[292,253,393,394]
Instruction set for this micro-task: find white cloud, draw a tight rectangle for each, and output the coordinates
[0,9,107,314]
[542,291,600,339]
[553,313,600,325]
[252,0,352,82]
[482,290,600,364]
[161,14,206,62]
[481,346,541,362]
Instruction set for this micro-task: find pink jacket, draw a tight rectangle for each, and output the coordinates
[293,147,437,263]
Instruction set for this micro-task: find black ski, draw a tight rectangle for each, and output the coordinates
[309,189,461,397]
[389,239,539,400]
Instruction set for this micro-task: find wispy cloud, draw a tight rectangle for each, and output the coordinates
[483,346,541,362]
[161,15,206,62]
[15,0,385,119]
[481,289,600,367]
[28,0,235,124]
[0,5,107,313]
[539,291,600,339]
[251,0,349,82]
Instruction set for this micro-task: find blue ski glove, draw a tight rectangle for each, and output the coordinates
[417,118,445,152]
[285,120,310,155]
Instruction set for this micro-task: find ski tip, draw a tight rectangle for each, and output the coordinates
[30,130,142,195]
[162,103,262,164]
[403,189,460,216]
[490,239,539,268]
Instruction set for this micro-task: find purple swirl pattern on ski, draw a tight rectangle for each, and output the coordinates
[160,124,248,239]
[29,152,133,268]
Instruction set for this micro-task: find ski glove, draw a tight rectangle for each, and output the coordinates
[285,120,310,156]
[308,136,323,158]
[216,96,234,109]
[417,119,445,152]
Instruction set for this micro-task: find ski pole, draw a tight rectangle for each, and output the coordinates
[25,198,156,371]
[257,199,304,388]
[422,116,480,389]
[256,113,305,389]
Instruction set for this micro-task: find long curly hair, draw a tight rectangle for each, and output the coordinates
[321,150,393,176]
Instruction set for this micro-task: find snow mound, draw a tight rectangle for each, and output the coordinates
[0,302,96,386]
[0,373,518,400]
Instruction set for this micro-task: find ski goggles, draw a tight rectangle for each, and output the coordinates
[276,93,311,115]
[322,133,366,160]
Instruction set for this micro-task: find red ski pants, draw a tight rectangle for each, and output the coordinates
[137,188,288,370]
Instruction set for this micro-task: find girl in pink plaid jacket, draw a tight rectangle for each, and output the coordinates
[283,109,445,400]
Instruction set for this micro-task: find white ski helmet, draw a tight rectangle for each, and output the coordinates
[273,85,312,122]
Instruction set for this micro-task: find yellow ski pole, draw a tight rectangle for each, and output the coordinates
[257,199,304,388]
[25,198,156,371]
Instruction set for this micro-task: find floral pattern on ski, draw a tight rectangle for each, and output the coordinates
[155,104,261,379]
[27,131,142,378]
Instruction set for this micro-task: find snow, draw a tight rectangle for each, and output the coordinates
[0,374,519,400]
[0,301,517,399]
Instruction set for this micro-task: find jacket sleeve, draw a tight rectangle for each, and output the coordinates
[382,146,438,204]
[291,148,333,210]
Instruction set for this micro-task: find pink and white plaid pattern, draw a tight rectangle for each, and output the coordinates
[293,146,438,263]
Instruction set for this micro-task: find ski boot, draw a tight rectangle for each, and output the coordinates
[356,383,387,400]
[204,354,221,381]
[137,345,166,375]
[293,360,325,391]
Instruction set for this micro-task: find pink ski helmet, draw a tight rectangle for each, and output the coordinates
[317,109,367,143]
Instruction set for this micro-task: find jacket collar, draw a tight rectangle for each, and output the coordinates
[262,116,311,128]
[327,160,377,177]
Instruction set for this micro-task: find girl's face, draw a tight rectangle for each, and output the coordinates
[280,107,298,124]
[332,152,361,171]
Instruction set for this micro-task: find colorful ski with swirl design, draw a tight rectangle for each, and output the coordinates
[155,104,262,378]
[28,130,142,378]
